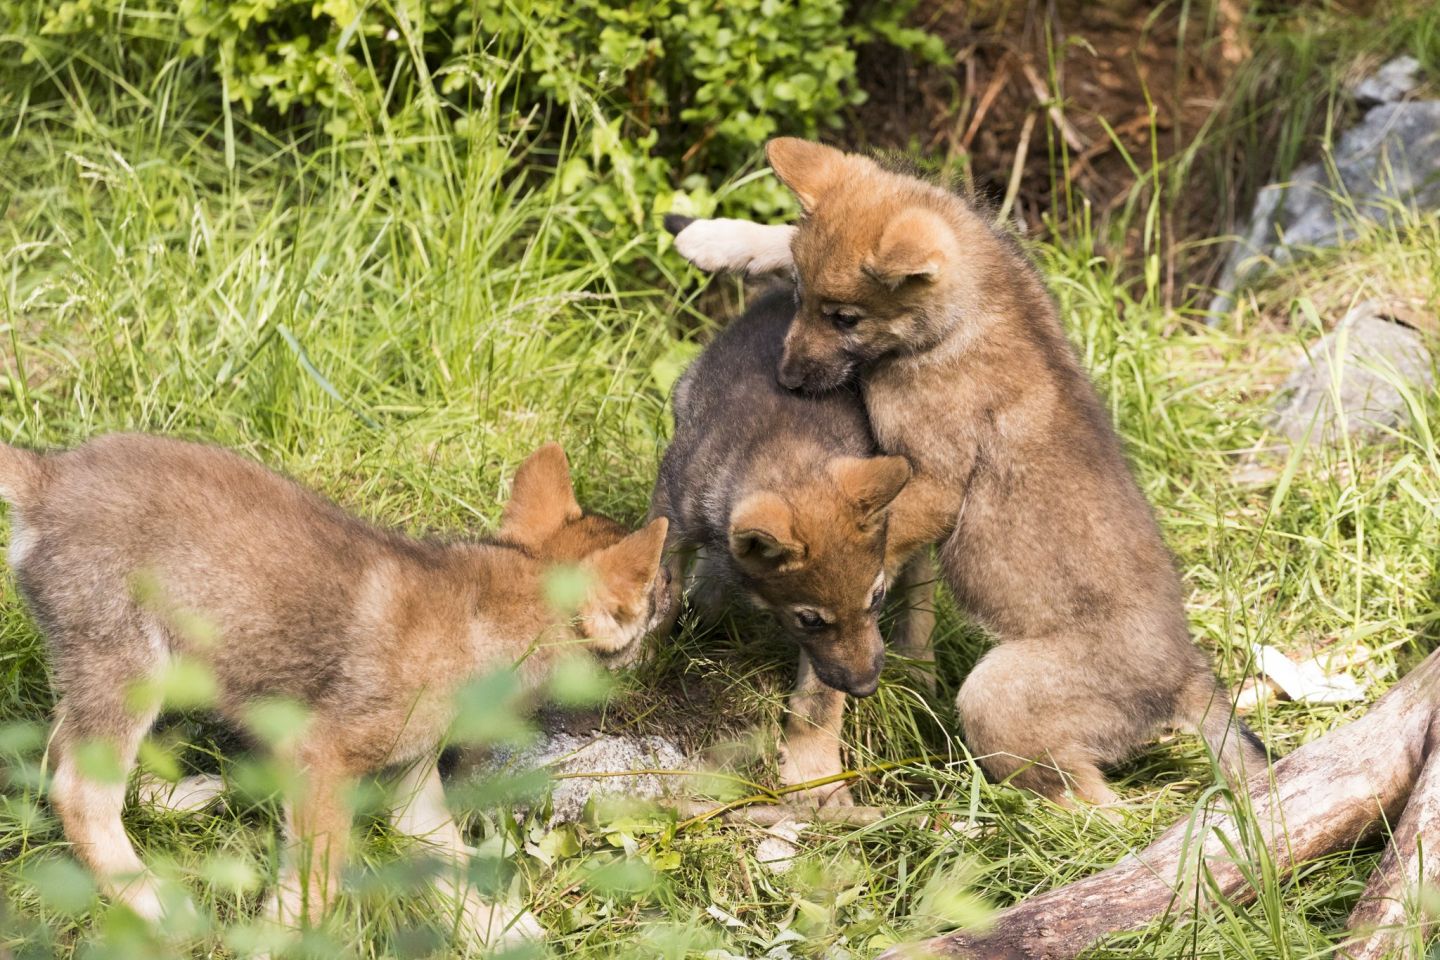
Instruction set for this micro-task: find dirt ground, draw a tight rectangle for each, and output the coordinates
[850,0,1251,298]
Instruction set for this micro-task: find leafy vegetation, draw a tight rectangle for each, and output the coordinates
[11,0,940,221]
[1,1,1438,957]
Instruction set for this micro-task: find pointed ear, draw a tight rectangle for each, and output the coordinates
[862,208,954,291]
[829,455,911,520]
[584,516,668,603]
[766,138,847,212]
[728,492,805,570]
[499,443,582,545]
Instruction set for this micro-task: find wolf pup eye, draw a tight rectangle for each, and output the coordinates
[824,308,860,330]
[869,585,886,611]
[795,609,829,631]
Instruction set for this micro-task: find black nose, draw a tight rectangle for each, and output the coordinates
[777,365,806,391]
[811,652,883,698]
[847,646,886,698]
[846,675,880,698]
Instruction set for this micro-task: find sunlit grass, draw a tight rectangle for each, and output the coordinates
[3,3,1440,958]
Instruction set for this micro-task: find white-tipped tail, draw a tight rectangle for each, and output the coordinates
[673,218,797,276]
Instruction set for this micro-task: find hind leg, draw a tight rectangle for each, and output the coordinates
[49,692,165,918]
[1048,755,1119,807]
[955,644,1119,806]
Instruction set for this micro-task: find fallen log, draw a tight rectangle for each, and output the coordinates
[881,650,1440,960]
[1341,707,1440,960]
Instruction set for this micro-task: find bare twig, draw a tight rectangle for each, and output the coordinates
[961,54,1014,152]
[1017,57,1086,154]
[673,752,946,830]
[671,800,892,827]
[995,112,1037,227]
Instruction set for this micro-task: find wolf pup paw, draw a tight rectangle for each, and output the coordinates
[473,904,544,948]
[778,742,854,808]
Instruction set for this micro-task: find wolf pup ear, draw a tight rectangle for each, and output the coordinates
[862,208,955,291]
[829,455,912,521]
[499,443,583,546]
[729,492,806,570]
[584,516,669,604]
[766,138,847,212]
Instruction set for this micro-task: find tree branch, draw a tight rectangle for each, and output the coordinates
[881,652,1440,960]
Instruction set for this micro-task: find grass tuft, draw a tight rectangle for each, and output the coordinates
[3,4,1440,957]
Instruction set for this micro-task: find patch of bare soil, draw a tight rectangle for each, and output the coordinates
[851,0,1246,297]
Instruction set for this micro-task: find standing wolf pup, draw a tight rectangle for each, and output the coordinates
[0,435,669,942]
[668,139,1265,805]
[649,268,935,806]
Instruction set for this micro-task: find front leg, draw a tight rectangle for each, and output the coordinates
[882,471,961,576]
[778,652,853,807]
[890,550,938,693]
[389,761,542,948]
[649,539,688,640]
[645,489,688,640]
[270,751,352,928]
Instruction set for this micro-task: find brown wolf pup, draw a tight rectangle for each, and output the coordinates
[649,268,936,806]
[666,140,1266,805]
[0,435,669,942]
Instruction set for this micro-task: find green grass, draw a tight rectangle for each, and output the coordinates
[3,5,1440,959]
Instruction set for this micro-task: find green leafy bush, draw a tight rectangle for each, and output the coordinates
[19,0,944,221]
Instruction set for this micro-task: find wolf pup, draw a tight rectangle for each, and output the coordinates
[649,259,934,806]
[667,140,1266,805]
[0,435,668,942]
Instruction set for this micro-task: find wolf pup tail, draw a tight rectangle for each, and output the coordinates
[0,443,42,505]
[1189,679,1269,784]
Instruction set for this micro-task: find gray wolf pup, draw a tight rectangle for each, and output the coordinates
[0,434,669,942]
[666,140,1265,804]
[649,262,934,806]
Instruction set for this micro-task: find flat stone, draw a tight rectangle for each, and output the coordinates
[140,732,696,828]
[482,731,691,824]
[1269,300,1435,446]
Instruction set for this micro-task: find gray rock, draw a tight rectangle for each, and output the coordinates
[483,731,691,824]
[1353,55,1423,109]
[1211,98,1440,316]
[1269,300,1435,446]
[140,732,696,827]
